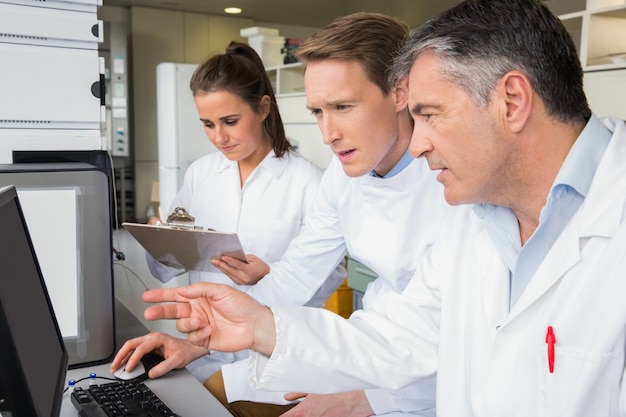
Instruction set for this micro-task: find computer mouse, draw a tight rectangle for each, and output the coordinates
[113,351,165,382]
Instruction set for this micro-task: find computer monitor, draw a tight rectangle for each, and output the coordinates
[0,185,68,417]
[0,162,115,367]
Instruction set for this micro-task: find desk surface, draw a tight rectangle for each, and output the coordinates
[60,363,233,417]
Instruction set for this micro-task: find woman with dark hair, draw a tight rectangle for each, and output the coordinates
[146,41,325,383]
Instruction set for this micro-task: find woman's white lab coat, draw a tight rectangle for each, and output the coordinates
[147,149,323,286]
[147,149,326,380]
[249,117,626,417]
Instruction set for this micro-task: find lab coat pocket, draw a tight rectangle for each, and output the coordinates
[538,343,622,417]
[241,216,300,259]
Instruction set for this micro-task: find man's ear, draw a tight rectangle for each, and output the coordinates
[393,78,409,112]
[499,70,533,133]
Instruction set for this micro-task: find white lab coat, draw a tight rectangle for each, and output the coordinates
[224,155,448,415]
[148,149,324,285]
[147,149,330,380]
[246,154,448,308]
[248,117,626,417]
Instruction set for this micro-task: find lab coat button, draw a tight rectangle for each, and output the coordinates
[495,325,502,331]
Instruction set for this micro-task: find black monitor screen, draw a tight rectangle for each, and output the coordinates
[0,185,68,417]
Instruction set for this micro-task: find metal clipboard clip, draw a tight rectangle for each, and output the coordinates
[161,207,215,231]
[166,207,196,228]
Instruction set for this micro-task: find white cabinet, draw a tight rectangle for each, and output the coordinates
[277,95,311,122]
[584,69,626,119]
[559,0,626,71]
[0,44,103,129]
[0,2,103,49]
[556,0,626,121]
[267,63,334,169]
[0,0,106,163]
[267,62,305,95]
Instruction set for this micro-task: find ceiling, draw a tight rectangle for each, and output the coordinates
[101,0,464,29]
[100,0,576,34]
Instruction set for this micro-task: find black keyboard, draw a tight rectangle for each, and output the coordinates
[71,380,178,417]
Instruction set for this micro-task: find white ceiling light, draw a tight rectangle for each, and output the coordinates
[224,7,242,14]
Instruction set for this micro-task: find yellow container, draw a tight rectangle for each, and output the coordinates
[324,279,353,319]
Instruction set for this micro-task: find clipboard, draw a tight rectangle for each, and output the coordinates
[122,222,247,273]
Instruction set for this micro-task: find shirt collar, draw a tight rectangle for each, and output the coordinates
[261,149,291,179]
[216,149,286,178]
[370,149,413,179]
[551,114,611,200]
[473,114,611,218]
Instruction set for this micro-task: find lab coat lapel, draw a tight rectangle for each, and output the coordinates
[508,118,626,320]
[577,118,626,238]
[476,228,510,332]
[507,219,581,319]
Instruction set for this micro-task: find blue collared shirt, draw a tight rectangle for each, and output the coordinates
[370,149,413,179]
[473,115,612,309]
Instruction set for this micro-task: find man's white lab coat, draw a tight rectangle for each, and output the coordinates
[227,154,449,415]
[249,116,626,417]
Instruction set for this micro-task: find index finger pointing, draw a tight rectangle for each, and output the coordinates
[144,302,192,321]
[142,287,185,304]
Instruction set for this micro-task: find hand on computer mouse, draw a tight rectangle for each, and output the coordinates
[111,333,210,380]
[113,361,147,381]
[113,351,165,382]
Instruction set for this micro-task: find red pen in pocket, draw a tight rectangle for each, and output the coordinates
[546,326,556,373]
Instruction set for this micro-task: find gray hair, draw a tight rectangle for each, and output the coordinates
[390,0,591,123]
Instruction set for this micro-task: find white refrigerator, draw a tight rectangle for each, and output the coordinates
[156,62,217,212]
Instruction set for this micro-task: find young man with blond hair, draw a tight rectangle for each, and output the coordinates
[113,12,448,417]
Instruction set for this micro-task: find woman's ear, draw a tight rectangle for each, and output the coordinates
[259,95,271,119]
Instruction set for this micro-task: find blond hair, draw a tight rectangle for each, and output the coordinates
[296,12,409,95]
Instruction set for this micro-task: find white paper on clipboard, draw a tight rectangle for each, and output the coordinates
[122,222,247,272]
